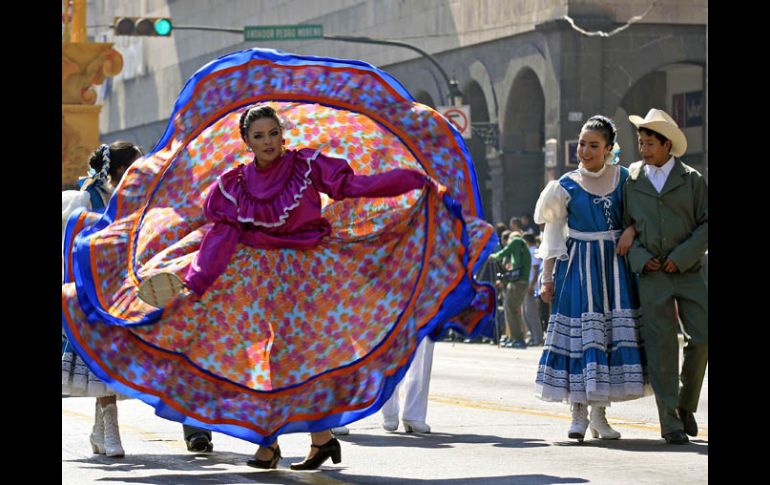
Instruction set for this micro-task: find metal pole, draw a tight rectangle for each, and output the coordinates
[171,25,244,33]
[106,26,464,103]
[323,34,462,105]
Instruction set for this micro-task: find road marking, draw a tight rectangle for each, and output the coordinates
[429,395,708,438]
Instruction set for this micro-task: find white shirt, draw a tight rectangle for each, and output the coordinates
[644,156,675,193]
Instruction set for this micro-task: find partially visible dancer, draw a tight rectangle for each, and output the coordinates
[380,338,435,433]
[62,141,142,458]
[333,338,435,436]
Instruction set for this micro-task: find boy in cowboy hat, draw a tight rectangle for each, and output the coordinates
[622,108,708,445]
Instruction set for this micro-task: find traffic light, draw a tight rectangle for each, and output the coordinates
[113,17,173,37]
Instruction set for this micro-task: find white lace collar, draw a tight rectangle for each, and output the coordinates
[578,162,608,178]
[567,163,620,196]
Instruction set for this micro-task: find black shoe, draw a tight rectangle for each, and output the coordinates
[289,438,342,470]
[678,408,698,437]
[247,445,282,469]
[186,433,213,452]
[663,430,689,445]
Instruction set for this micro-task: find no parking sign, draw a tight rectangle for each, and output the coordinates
[438,105,471,139]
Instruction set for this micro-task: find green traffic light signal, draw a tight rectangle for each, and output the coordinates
[154,18,172,36]
[113,17,173,37]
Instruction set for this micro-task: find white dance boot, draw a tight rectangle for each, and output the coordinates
[568,403,589,442]
[589,406,621,439]
[89,400,105,454]
[101,403,125,457]
[402,419,431,434]
[382,415,398,431]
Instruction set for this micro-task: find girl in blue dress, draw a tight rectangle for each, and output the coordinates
[534,116,648,442]
[62,141,142,457]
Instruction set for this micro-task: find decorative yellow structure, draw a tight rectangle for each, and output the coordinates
[61,0,124,186]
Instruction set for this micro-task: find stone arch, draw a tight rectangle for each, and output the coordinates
[603,27,706,114]
[602,27,706,174]
[409,66,445,107]
[500,67,546,223]
[614,61,706,175]
[468,60,498,124]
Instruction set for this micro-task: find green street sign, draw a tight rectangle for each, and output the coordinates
[244,24,323,41]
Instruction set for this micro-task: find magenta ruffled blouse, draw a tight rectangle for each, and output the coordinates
[184,148,426,295]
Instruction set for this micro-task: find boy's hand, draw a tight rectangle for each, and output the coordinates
[662,259,679,273]
[643,257,661,273]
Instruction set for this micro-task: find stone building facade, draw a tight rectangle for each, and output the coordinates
[87,0,707,224]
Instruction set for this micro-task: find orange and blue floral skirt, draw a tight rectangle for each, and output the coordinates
[62,48,497,445]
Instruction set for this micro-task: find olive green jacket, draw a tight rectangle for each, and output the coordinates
[622,159,708,274]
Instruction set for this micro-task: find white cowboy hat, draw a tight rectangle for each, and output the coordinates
[628,108,688,157]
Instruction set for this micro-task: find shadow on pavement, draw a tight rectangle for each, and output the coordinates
[65,452,589,484]
[69,468,589,485]
[325,473,589,484]
[552,437,708,455]
[63,451,270,471]
[336,431,549,449]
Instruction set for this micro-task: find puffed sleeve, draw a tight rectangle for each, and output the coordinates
[183,176,242,296]
[533,180,570,261]
[62,190,92,281]
[308,150,426,200]
[62,190,91,236]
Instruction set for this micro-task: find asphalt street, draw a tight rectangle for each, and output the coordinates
[63,340,708,484]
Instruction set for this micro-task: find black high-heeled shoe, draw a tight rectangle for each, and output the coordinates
[246,444,281,469]
[289,437,342,470]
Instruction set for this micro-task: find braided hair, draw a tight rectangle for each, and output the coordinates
[87,141,143,185]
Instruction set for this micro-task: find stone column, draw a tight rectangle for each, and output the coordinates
[487,144,504,224]
[61,0,124,185]
[62,43,124,185]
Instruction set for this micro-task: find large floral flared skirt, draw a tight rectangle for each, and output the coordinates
[62,48,497,445]
[535,237,650,405]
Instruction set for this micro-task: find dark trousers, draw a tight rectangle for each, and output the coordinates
[638,271,708,436]
[183,425,211,440]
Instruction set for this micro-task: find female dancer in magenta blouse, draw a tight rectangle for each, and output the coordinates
[62,48,497,470]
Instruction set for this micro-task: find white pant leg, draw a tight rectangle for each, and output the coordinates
[381,380,401,419]
[401,339,435,423]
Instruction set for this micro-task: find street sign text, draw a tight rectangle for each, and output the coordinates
[245,25,323,41]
